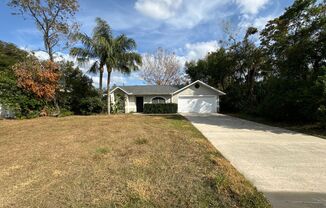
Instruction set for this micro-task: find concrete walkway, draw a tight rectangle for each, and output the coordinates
[182,113,326,208]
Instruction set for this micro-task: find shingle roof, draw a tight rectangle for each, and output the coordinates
[115,85,184,95]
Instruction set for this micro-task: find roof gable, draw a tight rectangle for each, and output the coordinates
[172,80,226,95]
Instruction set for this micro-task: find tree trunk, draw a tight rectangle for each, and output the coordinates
[48,48,54,62]
[107,69,112,115]
[99,68,103,96]
[53,96,60,116]
[44,31,54,62]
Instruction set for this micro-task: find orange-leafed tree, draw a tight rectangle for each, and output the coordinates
[13,58,60,102]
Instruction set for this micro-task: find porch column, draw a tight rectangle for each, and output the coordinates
[126,95,129,113]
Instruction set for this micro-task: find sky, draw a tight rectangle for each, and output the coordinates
[0,0,294,87]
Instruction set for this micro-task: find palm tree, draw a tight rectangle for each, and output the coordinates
[70,18,112,95]
[98,33,142,114]
[71,18,141,114]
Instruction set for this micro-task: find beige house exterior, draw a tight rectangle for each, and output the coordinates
[110,80,225,113]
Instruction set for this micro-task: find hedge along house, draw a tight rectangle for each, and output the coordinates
[110,80,225,113]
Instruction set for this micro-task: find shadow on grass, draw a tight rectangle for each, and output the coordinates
[145,114,187,121]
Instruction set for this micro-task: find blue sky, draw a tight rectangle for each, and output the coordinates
[0,0,294,87]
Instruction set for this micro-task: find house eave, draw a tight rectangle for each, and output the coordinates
[110,87,131,95]
[172,80,226,95]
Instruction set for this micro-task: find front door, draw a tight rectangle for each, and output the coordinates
[136,97,144,112]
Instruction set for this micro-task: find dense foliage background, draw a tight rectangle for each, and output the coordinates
[186,0,326,126]
[0,41,104,118]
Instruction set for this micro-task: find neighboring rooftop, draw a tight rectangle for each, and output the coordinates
[113,85,184,95]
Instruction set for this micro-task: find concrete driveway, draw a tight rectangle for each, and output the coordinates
[182,113,326,208]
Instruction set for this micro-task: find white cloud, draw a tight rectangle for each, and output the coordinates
[185,40,219,61]
[234,0,269,14]
[135,0,229,29]
[25,50,77,63]
[110,73,128,86]
[20,49,143,87]
[32,51,50,60]
[134,0,182,20]
[252,15,273,29]
[238,14,276,32]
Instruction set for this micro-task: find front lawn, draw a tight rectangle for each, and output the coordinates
[0,115,270,208]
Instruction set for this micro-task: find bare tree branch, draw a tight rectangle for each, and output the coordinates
[140,48,185,85]
[8,0,79,61]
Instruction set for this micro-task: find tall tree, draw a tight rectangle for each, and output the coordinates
[70,17,112,95]
[261,0,325,80]
[230,27,265,97]
[8,0,79,61]
[79,18,141,114]
[259,0,326,121]
[140,48,183,85]
[100,34,142,114]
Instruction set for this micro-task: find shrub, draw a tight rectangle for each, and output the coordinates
[13,93,46,118]
[143,103,177,114]
[111,94,125,114]
[79,97,104,115]
[258,78,322,122]
[59,108,74,117]
[318,105,326,128]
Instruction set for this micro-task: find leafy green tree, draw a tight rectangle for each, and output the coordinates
[0,41,45,118]
[206,48,234,91]
[259,0,326,121]
[185,60,208,83]
[261,0,325,80]
[186,27,264,113]
[186,0,325,124]
[8,0,80,115]
[58,61,103,115]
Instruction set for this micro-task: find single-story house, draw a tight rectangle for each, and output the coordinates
[110,80,225,114]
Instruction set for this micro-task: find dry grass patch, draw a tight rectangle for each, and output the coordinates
[0,115,270,208]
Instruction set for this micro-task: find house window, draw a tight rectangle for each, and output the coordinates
[152,97,166,104]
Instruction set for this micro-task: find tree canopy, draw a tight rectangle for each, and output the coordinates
[186,0,326,124]
[70,17,113,95]
[8,0,79,61]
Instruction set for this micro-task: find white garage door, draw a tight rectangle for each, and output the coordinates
[178,96,217,113]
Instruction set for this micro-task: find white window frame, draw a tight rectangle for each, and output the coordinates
[151,97,166,104]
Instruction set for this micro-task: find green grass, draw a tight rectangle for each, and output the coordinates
[135,138,149,145]
[228,113,326,139]
[95,147,110,154]
[0,115,270,208]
